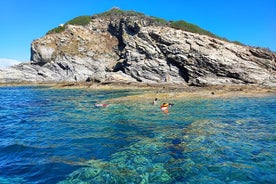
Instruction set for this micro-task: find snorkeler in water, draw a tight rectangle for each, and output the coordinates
[169,103,174,107]
[152,98,158,105]
[160,102,174,114]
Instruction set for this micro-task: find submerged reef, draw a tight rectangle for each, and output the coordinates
[58,119,275,183]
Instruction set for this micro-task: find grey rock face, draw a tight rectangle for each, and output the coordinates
[0,13,275,87]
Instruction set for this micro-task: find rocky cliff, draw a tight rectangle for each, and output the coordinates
[1,10,275,87]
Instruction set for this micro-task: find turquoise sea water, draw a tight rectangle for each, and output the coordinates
[0,86,275,184]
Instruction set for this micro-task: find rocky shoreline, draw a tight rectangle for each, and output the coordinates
[1,81,274,102]
[0,10,275,88]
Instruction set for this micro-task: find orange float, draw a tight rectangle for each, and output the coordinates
[160,103,169,110]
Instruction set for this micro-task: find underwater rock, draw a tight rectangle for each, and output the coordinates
[133,156,149,165]
[172,138,182,145]
[149,163,173,183]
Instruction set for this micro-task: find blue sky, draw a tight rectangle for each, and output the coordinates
[0,0,275,66]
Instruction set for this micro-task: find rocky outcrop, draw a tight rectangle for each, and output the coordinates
[1,10,275,87]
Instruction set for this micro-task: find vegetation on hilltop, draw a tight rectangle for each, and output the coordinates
[94,8,145,17]
[170,20,217,38]
[46,16,91,34]
[67,16,91,26]
[47,26,66,35]
[93,8,168,26]
[46,8,243,45]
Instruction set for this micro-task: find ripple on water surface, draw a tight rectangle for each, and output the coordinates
[0,86,275,183]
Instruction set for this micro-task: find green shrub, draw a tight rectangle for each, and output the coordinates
[66,16,91,26]
[94,8,145,18]
[152,17,167,25]
[45,9,244,47]
[231,40,244,46]
[46,26,66,35]
[169,20,216,38]
[100,8,126,16]
[46,16,91,35]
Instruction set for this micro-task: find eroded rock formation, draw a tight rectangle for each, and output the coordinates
[1,10,275,87]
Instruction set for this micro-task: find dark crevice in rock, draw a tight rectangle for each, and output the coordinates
[149,32,174,46]
[57,62,69,70]
[86,77,100,83]
[166,57,189,83]
[249,48,273,60]
[32,61,47,67]
[108,20,126,51]
[37,72,47,77]
[113,62,125,72]
[125,22,140,36]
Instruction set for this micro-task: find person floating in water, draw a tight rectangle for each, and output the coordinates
[169,103,174,107]
[94,103,109,107]
[160,102,174,113]
[160,102,174,109]
[152,98,158,105]
[160,102,169,110]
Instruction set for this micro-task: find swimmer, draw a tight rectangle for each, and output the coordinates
[152,98,158,105]
[169,103,174,107]
[94,103,109,107]
[160,103,174,109]
[160,103,169,111]
[160,102,174,113]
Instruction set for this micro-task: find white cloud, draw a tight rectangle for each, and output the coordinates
[0,58,21,69]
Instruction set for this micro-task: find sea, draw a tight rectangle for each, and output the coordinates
[0,86,275,184]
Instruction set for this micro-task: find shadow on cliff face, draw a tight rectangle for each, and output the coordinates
[167,58,190,83]
[108,19,140,52]
[108,22,126,51]
[113,61,125,72]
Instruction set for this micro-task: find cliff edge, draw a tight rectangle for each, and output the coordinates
[1,9,275,87]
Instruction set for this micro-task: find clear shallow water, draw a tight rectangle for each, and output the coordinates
[0,86,275,184]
